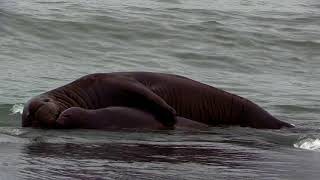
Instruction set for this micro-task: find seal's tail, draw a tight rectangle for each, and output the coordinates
[279,120,295,128]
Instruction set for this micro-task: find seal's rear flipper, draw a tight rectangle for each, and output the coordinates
[242,115,295,129]
[280,121,295,128]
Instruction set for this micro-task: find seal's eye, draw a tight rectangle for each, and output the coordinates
[43,99,50,102]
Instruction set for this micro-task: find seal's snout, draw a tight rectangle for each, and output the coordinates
[22,96,60,128]
[22,98,42,127]
[22,107,31,127]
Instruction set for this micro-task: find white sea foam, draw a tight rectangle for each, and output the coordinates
[294,138,320,152]
[0,127,26,136]
[10,104,24,115]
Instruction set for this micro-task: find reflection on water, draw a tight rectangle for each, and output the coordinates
[0,128,312,179]
[20,142,261,179]
[23,142,259,163]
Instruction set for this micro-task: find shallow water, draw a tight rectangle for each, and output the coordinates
[1,0,320,179]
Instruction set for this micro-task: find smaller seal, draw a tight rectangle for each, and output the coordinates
[56,107,208,130]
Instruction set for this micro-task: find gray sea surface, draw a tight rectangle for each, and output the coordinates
[1,0,320,179]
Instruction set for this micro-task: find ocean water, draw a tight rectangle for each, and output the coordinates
[1,0,320,179]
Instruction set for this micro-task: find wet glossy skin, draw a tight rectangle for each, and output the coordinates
[22,72,294,129]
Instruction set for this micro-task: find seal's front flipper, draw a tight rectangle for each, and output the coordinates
[56,107,84,128]
[102,76,177,127]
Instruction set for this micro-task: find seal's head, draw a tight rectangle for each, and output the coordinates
[22,96,60,128]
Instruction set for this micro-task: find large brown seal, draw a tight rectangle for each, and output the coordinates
[22,72,293,129]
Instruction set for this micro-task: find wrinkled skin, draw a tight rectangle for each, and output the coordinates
[22,72,294,129]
